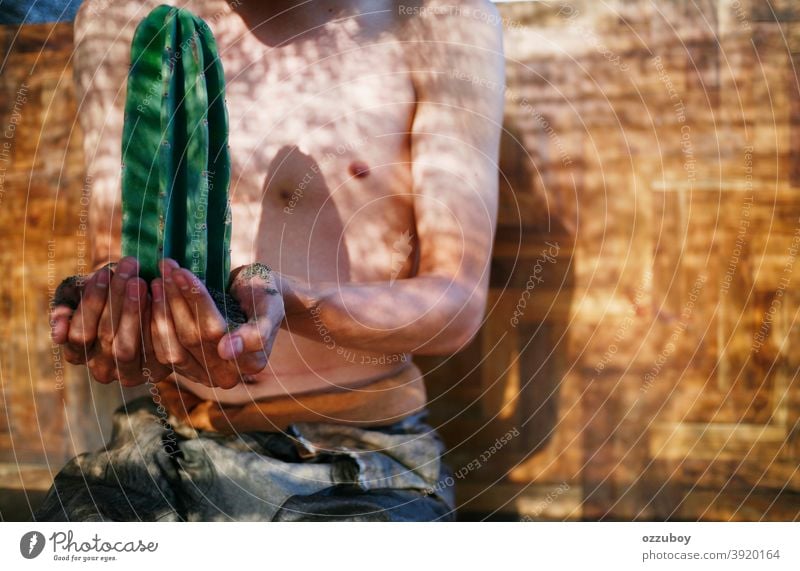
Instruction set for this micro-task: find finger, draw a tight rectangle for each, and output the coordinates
[67,268,110,348]
[163,267,204,350]
[151,277,205,375]
[158,257,180,281]
[50,305,75,345]
[87,357,118,384]
[112,278,146,364]
[98,257,138,348]
[173,269,227,340]
[218,274,283,360]
[52,273,85,311]
[217,318,272,360]
[51,273,86,345]
[218,322,276,382]
[151,278,184,364]
[237,349,268,376]
[62,342,88,366]
[139,293,171,383]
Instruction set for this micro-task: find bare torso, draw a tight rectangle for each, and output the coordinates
[76,0,422,401]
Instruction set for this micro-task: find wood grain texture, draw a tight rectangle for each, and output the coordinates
[1,0,799,522]
[421,0,800,521]
[0,23,128,477]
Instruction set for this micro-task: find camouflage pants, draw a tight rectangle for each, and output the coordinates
[34,397,456,521]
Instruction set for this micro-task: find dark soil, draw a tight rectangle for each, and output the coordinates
[52,275,84,310]
[208,287,247,329]
[234,262,279,295]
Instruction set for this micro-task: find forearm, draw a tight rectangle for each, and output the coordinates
[276,272,485,356]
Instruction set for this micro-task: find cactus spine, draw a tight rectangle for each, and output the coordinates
[121,4,231,294]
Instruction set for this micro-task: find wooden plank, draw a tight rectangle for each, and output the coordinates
[649,423,788,461]
[656,458,800,492]
[0,463,53,491]
[675,489,800,521]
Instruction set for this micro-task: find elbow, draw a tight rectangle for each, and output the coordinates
[418,287,486,355]
[444,313,483,354]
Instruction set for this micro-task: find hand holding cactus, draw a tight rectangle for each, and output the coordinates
[50,6,282,389]
[50,256,284,389]
[149,259,284,389]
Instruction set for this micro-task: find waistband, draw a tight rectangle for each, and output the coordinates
[156,361,428,434]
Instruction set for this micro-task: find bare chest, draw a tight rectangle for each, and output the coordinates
[213,19,418,279]
[222,34,415,193]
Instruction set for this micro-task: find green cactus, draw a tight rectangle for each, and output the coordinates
[121,5,243,324]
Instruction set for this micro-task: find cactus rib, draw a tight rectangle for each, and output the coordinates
[121,4,232,297]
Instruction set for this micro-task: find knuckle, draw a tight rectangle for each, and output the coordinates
[112,344,137,364]
[64,352,84,365]
[98,324,115,346]
[215,376,239,390]
[163,349,189,368]
[153,346,172,366]
[152,323,171,345]
[65,342,90,361]
[240,355,267,375]
[68,330,94,347]
[90,364,116,384]
[256,323,277,344]
[176,330,201,349]
[145,362,170,381]
[119,376,144,387]
[205,322,226,341]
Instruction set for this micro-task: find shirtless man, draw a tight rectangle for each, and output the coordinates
[39,0,504,521]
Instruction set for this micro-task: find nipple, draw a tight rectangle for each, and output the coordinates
[349,160,370,179]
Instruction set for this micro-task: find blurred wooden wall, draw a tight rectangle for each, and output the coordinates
[421,0,800,521]
[1,0,799,521]
[0,22,131,515]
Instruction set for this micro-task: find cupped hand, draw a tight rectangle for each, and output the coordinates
[50,256,171,386]
[150,259,284,389]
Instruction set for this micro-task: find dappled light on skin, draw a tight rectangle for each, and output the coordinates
[256,145,351,282]
[71,0,504,402]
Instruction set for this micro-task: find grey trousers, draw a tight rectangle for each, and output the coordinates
[34,397,456,521]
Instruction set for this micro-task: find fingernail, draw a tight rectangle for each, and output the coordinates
[174,271,189,291]
[152,281,163,302]
[230,336,243,357]
[96,269,110,288]
[126,280,140,300]
[118,259,134,279]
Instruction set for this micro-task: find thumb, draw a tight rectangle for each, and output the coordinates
[216,300,281,360]
[217,264,283,364]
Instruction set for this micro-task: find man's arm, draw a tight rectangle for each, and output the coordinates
[149,0,505,385]
[274,1,505,355]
